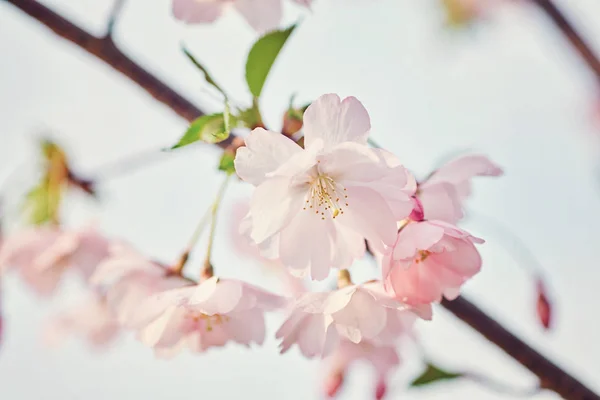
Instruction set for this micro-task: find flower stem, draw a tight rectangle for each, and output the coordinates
[171,205,213,275]
[337,269,353,288]
[367,138,382,149]
[202,173,232,278]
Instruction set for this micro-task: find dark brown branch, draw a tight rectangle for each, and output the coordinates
[2,0,600,399]
[530,0,600,81]
[1,0,232,150]
[442,297,599,400]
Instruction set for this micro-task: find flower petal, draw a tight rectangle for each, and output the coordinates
[235,128,302,186]
[234,0,283,33]
[303,94,371,150]
[172,0,224,24]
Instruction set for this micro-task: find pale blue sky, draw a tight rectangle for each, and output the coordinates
[0,0,599,399]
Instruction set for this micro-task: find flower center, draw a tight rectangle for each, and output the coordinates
[187,311,229,332]
[303,174,349,220]
[414,250,432,264]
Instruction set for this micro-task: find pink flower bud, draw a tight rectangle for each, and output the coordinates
[409,196,424,221]
[324,371,344,398]
[374,379,387,400]
[536,278,552,330]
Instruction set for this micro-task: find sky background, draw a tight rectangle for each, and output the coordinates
[1,0,600,399]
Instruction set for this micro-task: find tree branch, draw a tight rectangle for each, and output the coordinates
[2,0,599,398]
[1,0,233,150]
[530,0,600,81]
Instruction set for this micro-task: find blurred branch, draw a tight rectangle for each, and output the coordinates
[3,0,599,398]
[1,0,232,150]
[531,0,600,81]
[441,297,599,399]
[463,371,541,398]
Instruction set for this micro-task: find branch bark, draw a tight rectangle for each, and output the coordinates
[530,0,600,82]
[2,0,599,399]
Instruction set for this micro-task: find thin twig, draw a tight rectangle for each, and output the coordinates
[105,0,126,37]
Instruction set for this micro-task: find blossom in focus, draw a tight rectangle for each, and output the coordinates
[417,154,502,223]
[172,0,310,33]
[323,339,400,399]
[276,281,429,358]
[129,276,285,357]
[43,292,120,348]
[0,226,109,296]
[90,243,191,325]
[235,94,416,280]
[383,220,483,305]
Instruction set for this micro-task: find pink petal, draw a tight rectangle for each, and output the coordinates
[172,0,225,24]
[391,222,446,261]
[234,0,283,33]
[418,182,463,223]
[189,277,243,315]
[249,177,307,243]
[303,94,371,151]
[234,128,302,186]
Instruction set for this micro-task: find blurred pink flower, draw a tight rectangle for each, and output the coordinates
[0,226,109,296]
[43,292,120,349]
[417,154,502,223]
[129,276,285,357]
[323,340,400,399]
[235,94,415,280]
[383,221,483,305]
[172,0,310,33]
[90,243,191,325]
[276,281,429,358]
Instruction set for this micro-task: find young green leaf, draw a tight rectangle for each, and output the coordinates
[245,25,296,98]
[218,152,236,175]
[410,363,464,387]
[172,113,232,149]
[23,179,62,225]
[182,47,229,99]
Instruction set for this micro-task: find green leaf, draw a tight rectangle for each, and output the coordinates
[218,152,236,175]
[172,113,232,149]
[183,47,229,99]
[23,179,62,225]
[410,364,464,387]
[245,25,296,98]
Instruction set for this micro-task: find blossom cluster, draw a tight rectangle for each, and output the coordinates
[0,94,501,398]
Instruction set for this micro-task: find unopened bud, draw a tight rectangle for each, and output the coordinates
[282,109,304,137]
[409,196,424,221]
[201,260,214,281]
[374,379,387,400]
[324,371,344,398]
[337,269,352,288]
[536,277,552,330]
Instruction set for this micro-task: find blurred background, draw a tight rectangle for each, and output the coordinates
[1,0,599,398]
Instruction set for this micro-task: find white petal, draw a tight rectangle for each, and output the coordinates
[303,94,371,150]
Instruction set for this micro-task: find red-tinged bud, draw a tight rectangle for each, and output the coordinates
[374,379,387,400]
[324,371,344,398]
[536,278,552,330]
[282,109,304,137]
[409,196,425,221]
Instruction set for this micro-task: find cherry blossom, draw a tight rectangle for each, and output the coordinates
[172,0,310,33]
[43,292,120,348]
[90,243,192,326]
[323,339,400,399]
[0,226,109,296]
[383,220,483,305]
[235,94,416,280]
[276,281,429,358]
[417,154,502,223]
[128,276,285,357]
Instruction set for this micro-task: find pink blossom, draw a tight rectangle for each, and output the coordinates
[43,292,120,348]
[90,243,191,326]
[0,226,109,296]
[235,94,416,280]
[129,276,285,357]
[418,154,502,223]
[383,220,484,305]
[172,0,310,33]
[323,339,400,399]
[276,281,430,358]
